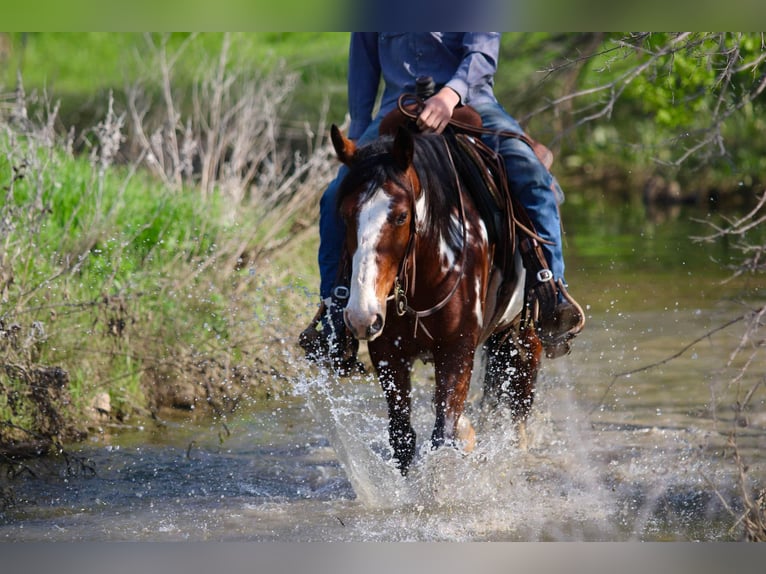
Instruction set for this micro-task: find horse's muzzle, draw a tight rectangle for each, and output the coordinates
[344,308,385,341]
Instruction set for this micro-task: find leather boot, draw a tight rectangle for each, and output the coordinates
[537,280,585,359]
[298,290,365,376]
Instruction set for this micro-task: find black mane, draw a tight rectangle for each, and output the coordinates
[337,132,500,251]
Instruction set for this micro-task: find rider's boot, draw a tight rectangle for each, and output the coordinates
[537,279,585,359]
[520,238,585,359]
[298,288,365,376]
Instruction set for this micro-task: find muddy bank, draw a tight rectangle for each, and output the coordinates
[0,350,293,460]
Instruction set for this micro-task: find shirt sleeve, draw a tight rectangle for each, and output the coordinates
[444,32,500,105]
[347,33,381,140]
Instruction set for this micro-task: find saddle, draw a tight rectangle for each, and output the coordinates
[379,93,554,170]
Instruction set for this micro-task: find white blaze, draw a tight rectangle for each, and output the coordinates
[346,187,391,337]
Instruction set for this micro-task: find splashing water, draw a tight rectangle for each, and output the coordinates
[291,336,743,541]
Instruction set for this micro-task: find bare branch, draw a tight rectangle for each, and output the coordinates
[589,310,755,415]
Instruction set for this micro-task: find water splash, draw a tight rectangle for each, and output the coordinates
[294,363,612,539]
[294,367,413,507]
[292,345,742,541]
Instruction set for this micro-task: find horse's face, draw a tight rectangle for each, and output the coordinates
[332,125,417,341]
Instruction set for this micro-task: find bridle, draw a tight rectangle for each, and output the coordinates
[385,136,469,341]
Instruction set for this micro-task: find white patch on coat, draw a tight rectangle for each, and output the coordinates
[346,187,390,335]
[438,211,466,273]
[415,192,427,230]
[500,248,526,324]
[473,275,484,329]
[439,234,456,272]
[476,218,489,245]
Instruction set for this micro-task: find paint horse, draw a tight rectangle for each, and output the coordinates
[332,123,543,474]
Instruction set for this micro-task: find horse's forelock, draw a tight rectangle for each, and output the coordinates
[336,136,402,209]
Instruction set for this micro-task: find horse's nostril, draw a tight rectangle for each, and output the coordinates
[368,314,384,337]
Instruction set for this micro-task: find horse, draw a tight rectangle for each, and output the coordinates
[331,123,543,475]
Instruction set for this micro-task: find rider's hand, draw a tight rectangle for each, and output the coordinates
[416,87,461,134]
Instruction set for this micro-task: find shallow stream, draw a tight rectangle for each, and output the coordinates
[1,201,764,541]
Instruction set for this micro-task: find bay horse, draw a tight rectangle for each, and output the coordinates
[331,123,543,475]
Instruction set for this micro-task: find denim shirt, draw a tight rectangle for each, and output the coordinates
[347,32,500,140]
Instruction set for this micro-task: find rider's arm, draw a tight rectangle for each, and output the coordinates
[418,33,500,134]
[444,32,500,106]
[347,32,381,141]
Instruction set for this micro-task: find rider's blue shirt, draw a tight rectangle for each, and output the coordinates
[347,32,500,140]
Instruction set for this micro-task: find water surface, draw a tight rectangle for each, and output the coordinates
[1,201,763,541]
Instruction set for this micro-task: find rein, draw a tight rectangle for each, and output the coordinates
[387,137,468,340]
[396,94,554,170]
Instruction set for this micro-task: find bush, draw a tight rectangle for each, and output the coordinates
[1,36,337,456]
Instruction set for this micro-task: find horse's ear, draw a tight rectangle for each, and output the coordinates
[392,125,414,171]
[331,124,356,165]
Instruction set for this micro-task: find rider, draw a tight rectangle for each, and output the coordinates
[300,32,584,370]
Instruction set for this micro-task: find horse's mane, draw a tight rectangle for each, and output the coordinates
[337,132,500,252]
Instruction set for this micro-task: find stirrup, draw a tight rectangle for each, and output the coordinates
[298,302,328,359]
[537,280,585,359]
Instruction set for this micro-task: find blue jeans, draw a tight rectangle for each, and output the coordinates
[317,105,566,299]
[472,100,566,284]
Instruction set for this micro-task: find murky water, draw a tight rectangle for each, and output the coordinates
[1,203,764,541]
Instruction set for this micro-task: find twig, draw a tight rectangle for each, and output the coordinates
[589,310,756,415]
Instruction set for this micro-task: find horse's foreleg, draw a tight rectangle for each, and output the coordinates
[483,326,542,450]
[484,323,542,444]
[431,342,476,451]
[507,324,542,423]
[374,355,416,475]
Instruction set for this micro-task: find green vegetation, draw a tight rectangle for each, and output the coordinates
[0,123,306,450]
[494,33,766,197]
[1,35,339,454]
[4,32,764,195]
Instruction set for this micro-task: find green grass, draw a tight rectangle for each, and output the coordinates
[1,119,318,446]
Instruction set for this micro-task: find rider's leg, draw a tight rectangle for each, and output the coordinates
[473,101,584,357]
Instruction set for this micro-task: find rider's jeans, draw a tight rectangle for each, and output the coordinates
[472,100,566,285]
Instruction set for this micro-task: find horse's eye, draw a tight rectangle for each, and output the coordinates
[394,211,409,226]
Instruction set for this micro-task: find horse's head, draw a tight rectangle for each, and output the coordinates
[331,124,419,341]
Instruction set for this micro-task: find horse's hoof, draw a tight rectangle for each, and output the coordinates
[456,414,476,453]
[516,421,529,451]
